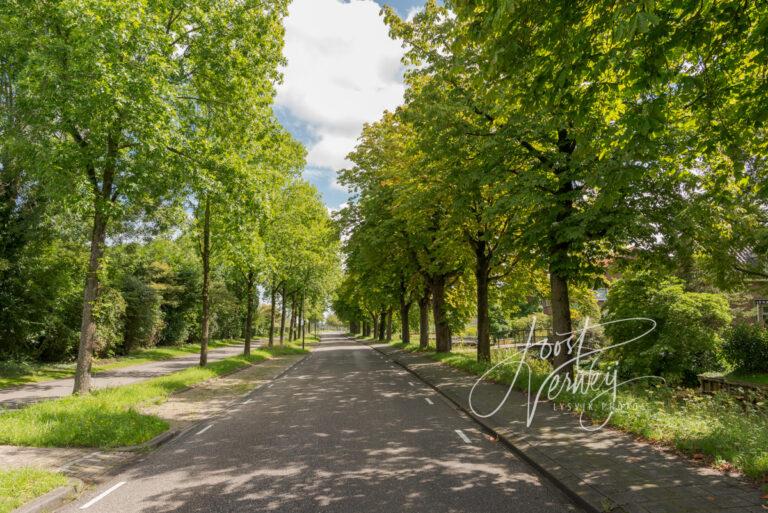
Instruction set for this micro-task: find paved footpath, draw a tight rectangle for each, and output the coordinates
[1,350,305,488]
[372,342,765,513]
[0,342,247,409]
[59,334,582,512]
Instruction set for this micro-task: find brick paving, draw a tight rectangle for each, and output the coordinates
[0,351,305,487]
[372,343,765,513]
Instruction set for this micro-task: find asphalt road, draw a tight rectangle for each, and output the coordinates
[0,343,246,408]
[60,334,581,513]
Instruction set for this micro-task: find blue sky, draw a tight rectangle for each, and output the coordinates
[275,0,426,210]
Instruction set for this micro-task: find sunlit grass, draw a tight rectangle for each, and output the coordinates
[0,339,243,389]
[0,344,306,448]
[0,467,68,513]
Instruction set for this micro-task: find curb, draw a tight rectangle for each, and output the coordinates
[112,429,179,453]
[13,478,83,513]
[363,340,609,513]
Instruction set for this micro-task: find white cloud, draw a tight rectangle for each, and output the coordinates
[276,0,406,172]
[406,5,423,22]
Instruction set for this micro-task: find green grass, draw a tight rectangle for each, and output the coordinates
[0,468,68,513]
[391,340,768,479]
[0,344,306,448]
[0,339,242,389]
[725,372,768,386]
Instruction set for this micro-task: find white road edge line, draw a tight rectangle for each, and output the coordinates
[424,398,434,405]
[455,429,472,444]
[79,481,126,509]
[196,424,213,435]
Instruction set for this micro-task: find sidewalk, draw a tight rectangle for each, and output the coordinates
[372,342,764,513]
[0,342,250,409]
[0,350,306,485]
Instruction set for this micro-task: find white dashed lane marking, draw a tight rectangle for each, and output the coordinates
[196,424,213,436]
[455,429,472,444]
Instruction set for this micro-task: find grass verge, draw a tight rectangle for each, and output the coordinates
[0,339,242,389]
[0,344,306,448]
[391,340,768,480]
[0,468,68,513]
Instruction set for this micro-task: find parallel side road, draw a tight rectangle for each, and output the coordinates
[60,334,582,513]
[0,343,247,408]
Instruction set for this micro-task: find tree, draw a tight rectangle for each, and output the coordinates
[170,1,291,367]
[4,0,196,392]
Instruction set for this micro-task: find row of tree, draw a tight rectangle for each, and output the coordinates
[0,0,339,394]
[334,0,767,375]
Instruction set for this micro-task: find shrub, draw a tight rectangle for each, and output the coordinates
[121,276,163,354]
[93,287,127,357]
[723,323,768,373]
[603,273,732,386]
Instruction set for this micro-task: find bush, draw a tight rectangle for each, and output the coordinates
[603,273,732,386]
[92,287,127,357]
[156,265,200,346]
[723,323,768,373]
[121,276,163,354]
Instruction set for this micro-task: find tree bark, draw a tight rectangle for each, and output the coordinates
[199,195,211,367]
[431,275,451,353]
[418,287,430,349]
[399,299,411,345]
[243,269,255,357]
[72,209,108,394]
[386,308,392,341]
[371,313,378,340]
[548,128,576,376]
[279,283,286,345]
[550,267,574,376]
[378,310,386,341]
[300,292,305,350]
[288,293,297,341]
[475,242,492,363]
[268,282,276,348]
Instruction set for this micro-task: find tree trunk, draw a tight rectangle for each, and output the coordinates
[279,283,287,345]
[288,293,296,341]
[549,127,576,376]
[371,313,378,340]
[418,287,430,349]
[300,293,306,350]
[268,283,276,348]
[243,269,255,357]
[292,293,299,340]
[475,243,492,363]
[72,209,108,394]
[199,195,211,367]
[431,275,451,353]
[378,310,386,341]
[386,308,393,341]
[550,267,574,376]
[400,299,411,345]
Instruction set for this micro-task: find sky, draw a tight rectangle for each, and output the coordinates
[274,0,425,211]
